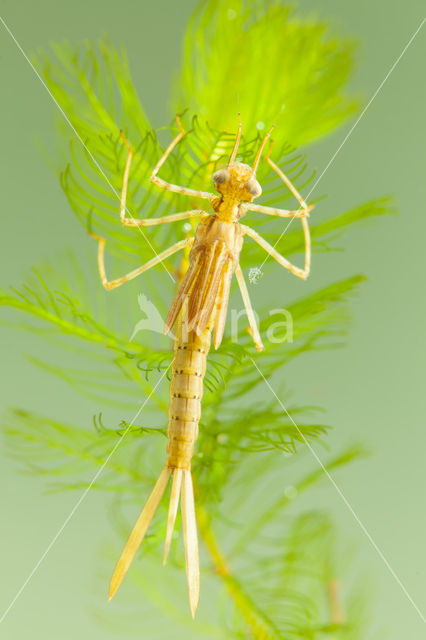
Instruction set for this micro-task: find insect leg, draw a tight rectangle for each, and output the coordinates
[150,115,214,201]
[262,140,311,275]
[245,139,314,220]
[265,140,310,210]
[241,224,310,280]
[119,132,209,227]
[122,209,209,227]
[244,201,313,219]
[90,233,193,290]
[235,264,264,352]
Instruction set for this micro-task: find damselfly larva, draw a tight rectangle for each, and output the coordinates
[90,115,312,617]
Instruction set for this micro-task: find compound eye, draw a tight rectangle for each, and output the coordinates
[212,169,231,184]
[246,178,262,198]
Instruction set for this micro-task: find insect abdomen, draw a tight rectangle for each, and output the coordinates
[166,323,211,470]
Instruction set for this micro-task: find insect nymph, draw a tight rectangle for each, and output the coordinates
[90,115,312,616]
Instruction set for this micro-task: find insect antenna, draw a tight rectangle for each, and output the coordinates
[252,124,276,174]
[228,112,242,165]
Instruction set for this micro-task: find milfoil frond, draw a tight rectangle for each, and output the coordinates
[175,0,359,148]
[1,0,390,635]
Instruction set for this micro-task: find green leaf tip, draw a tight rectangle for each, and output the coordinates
[175,0,359,148]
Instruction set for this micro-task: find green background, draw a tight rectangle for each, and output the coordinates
[1,0,425,638]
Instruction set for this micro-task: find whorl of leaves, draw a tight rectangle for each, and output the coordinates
[1,1,388,637]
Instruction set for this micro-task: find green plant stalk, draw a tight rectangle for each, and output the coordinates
[1,6,390,632]
[197,504,280,639]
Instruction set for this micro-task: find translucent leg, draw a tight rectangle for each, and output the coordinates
[150,115,214,201]
[90,233,193,290]
[242,224,309,280]
[235,264,264,351]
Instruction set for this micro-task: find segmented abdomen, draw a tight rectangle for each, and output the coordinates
[166,317,212,470]
[165,221,240,471]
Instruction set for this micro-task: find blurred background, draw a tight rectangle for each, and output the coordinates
[1,0,425,638]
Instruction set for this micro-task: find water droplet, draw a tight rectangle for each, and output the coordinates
[228,9,236,19]
[284,485,298,500]
[183,222,192,231]
[256,121,265,130]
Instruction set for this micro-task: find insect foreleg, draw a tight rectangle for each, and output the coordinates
[90,233,193,290]
[235,264,264,352]
[244,201,313,219]
[119,132,209,227]
[262,141,312,276]
[150,115,214,201]
[122,209,209,228]
[265,141,310,210]
[244,139,314,221]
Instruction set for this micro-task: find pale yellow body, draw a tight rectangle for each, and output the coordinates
[166,216,243,469]
[91,116,313,617]
[167,319,212,470]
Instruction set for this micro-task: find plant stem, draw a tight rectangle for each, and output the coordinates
[197,505,281,640]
